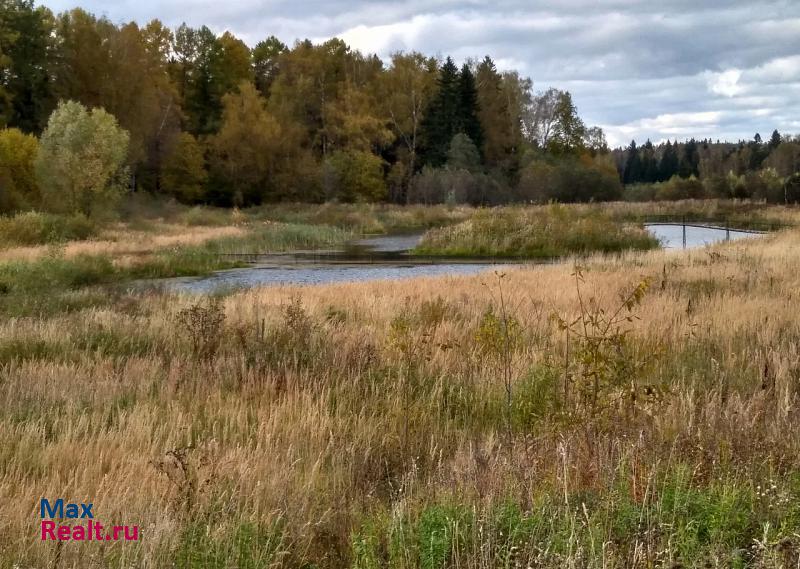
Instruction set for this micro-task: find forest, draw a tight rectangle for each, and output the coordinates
[3,0,798,216]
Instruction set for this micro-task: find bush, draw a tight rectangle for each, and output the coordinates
[517,155,622,202]
[0,212,97,246]
[654,176,705,201]
[0,128,39,212]
[323,150,387,202]
[409,167,507,206]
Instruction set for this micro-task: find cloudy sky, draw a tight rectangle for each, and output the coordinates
[42,0,800,147]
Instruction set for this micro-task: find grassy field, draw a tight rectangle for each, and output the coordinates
[1,201,800,567]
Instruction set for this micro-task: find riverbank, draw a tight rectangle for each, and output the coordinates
[2,210,800,566]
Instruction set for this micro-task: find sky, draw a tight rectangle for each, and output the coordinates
[41,0,800,147]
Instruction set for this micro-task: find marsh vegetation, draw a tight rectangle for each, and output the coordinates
[0,201,798,567]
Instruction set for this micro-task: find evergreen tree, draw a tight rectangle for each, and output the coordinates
[623,141,642,184]
[769,129,781,150]
[640,140,658,183]
[678,139,700,178]
[457,63,483,155]
[419,57,461,167]
[659,140,679,181]
[446,133,481,173]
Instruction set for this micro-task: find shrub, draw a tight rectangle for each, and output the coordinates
[0,128,39,212]
[0,212,96,246]
[517,155,622,203]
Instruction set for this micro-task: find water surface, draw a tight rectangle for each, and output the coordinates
[168,232,507,293]
[164,222,763,293]
[644,223,761,249]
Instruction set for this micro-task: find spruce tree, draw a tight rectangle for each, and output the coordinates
[641,140,658,183]
[678,138,700,178]
[659,140,679,181]
[457,63,483,154]
[623,140,642,184]
[769,129,781,150]
[419,57,461,167]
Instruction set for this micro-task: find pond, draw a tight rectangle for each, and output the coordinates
[163,222,763,293]
[644,223,763,249]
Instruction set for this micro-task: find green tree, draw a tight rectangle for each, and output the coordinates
[420,57,461,167]
[0,127,39,211]
[659,140,679,181]
[35,100,130,215]
[548,91,585,154]
[172,25,247,135]
[768,129,781,151]
[1,0,54,133]
[323,149,386,202]
[623,141,642,184]
[640,140,658,183]
[252,36,287,96]
[0,1,19,127]
[161,132,207,203]
[457,63,483,154]
[678,139,700,178]
[446,133,481,173]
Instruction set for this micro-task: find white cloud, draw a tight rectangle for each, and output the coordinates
[706,69,743,97]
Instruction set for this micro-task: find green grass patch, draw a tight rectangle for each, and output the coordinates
[414,205,659,258]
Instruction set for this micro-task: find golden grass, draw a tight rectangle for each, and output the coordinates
[2,209,800,566]
[0,223,247,263]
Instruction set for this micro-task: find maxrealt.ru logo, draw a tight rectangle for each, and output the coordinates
[40,499,140,542]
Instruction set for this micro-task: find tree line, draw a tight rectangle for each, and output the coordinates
[614,132,800,202]
[0,0,625,214]
[1,1,798,216]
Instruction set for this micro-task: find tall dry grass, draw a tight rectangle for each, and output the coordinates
[1,213,800,566]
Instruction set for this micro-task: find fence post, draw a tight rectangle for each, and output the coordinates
[682,216,687,249]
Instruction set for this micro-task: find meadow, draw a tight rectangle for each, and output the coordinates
[1,200,800,567]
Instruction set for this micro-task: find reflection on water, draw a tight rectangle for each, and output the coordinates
[162,222,763,293]
[644,224,761,249]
